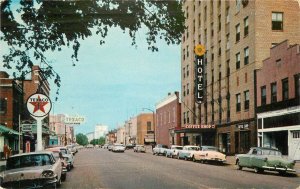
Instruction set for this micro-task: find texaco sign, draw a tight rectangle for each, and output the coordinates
[26,93,52,117]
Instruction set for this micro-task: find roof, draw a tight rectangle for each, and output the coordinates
[0,125,20,135]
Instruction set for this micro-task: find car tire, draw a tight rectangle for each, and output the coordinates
[56,176,62,187]
[278,171,286,176]
[192,156,196,162]
[177,155,180,160]
[254,167,263,174]
[61,174,66,182]
[184,156,188,161]
[237,161,242,170]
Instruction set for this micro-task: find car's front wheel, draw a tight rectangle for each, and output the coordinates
[192,156,196,162]
[254,167,263,174]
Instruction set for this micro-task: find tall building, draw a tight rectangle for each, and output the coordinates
[94,124,108,139]
[256,40,300,160]
[136,113,154,145]
[181,0,300,154]
[156,92,181,146]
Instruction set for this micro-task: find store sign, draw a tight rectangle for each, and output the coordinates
[26,93,52,117]
[64,116,85,125]
[22,124,34,132]
[184,124,215,129]
[195,44,206,104]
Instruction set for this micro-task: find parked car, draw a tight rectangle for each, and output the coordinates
[108,144,113,151]
[235,147,296,175]
[178,145,200,160]
[86,144,94,148]
[153,144,168,156]
[103,144,109,149]
[125,144,136,150]
[45,148,68,180]
[0,151,62,188]
[192,146,226,163]
[66,144,78,155]
[112,144,126,152]
[134,145,146,153]
[165,145,183,158]
[55,146,75,170]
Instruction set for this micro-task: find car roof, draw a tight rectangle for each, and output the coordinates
[251,147,280,151]
[10,151,53,158]
[184,145,199,147]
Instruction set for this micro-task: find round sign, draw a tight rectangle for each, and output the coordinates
[26,93,52,117]
[194,44,206,56]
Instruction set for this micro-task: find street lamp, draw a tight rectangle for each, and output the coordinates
[142,108,156,144]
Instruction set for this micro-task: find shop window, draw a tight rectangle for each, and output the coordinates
[244,90,249,110]
[271,82,277,103]
[244,16,249,36]
[0,98,7,115]
[282,78,289,101]
[261,86,266,105]
[236,52,240,69]
[272,12,283,31]
[147,122,151,131]
[236,93,241,112]
[292,131,300,139]
[236,24,240,42]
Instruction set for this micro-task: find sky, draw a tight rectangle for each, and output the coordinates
[1,26,181,134]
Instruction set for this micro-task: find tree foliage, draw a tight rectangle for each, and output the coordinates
[76,133,89,146]
[90,136,106,145]
[0,0,185,95]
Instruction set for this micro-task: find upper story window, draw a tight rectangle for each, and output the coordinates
[147,121,152,131]
[236,93,241,112]
[204,6,207,22]
[236,52,240,69]
[236,0,242,12]
[261,86,266,105]
[173,107,176,123]
[226,7,230,23]
[187,45,189,58]
[183,67,186,78]
[186,65,189,77]
[244,16,249,36]
[272,12,283,31]
[186,7,189,19]
[244,90,249,110]
[187,83,190,95]
[183,85,186,96]
[183,49,185,60]
[271,82,277,103]
[226,34,230,50]
[187,111,190,124]
[295,74,300,98]
[218,15,221,31]
[244,47,249,65]
[282,78,289,100]
[0,98,7,115]
[236,24,240,42]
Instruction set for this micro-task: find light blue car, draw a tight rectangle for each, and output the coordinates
[178,145,200,160]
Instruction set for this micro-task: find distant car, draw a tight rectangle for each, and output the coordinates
[86,144,94,148]
[236,147,296,175]
[165,145,183,158]
[192,146,226,163]
[55,146,75,170]
[108,144,113,151]
[178,145,200,160]
[1,151,62,188]
[66,144,78,154]
[153,144,168,156]
[134,145,146,153]
[125,144,136,150]
[112,144,126,152]
[103,144,109,149]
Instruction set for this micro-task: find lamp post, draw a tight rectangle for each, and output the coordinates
[142,108,156,144]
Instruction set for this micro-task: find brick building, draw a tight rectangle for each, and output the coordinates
[156,92,181,146]
[136,113,155,145]
[49,114,74,146]
[181,0,300,154]
[256,40,300,160]
[0,71,23,156]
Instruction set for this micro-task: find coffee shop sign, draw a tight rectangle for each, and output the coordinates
[64,116,85,125]
[184,124,215,129]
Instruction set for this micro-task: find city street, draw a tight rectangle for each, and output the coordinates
[61,148,299,189]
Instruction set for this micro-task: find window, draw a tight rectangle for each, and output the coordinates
[183,68,185,78]
[282,78,289,100]
[187,83,189,95]
[271,82,277,103]
[168,111,171,123]
[183,112,186,124]
[236,93,241,112]
[272,12,283,31]
[226,34,230,50]
[244,17,249,36]
[0,98,7,115]
[186,7,189,19]
[187,111,190,124]
[261,86,266,105]
[173,107,176,123]
[218,15,221,31]
[236,24,240,42]
[244,90,249,110]
[293,131,300,139]
[245,72,248,83]
[226,7,230,23]
[187,45,189,57]
[183,49,185,60]
[147,121,152,131]
[244,47,249,65]
[204,6,207,22]
[295,74,300,98]
[236,0,241,12]
[186,65,189,77]
[211,22,214,37]
[236,52,240,69]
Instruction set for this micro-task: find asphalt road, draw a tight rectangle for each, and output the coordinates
[61,148,300,189]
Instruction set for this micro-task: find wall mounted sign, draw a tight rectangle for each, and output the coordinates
[64,116,85,125]
[195,44,206,104]
[184,124,216,129]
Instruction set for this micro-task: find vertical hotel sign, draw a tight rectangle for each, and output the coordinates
[194,44,206,104]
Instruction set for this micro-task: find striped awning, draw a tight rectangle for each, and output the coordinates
[0,125,20,135]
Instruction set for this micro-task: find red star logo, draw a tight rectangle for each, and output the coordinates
[29,95,49,113]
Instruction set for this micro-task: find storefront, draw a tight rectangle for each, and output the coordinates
[0,124,20,159]
[257,106,300,160]
[175,124,216,146]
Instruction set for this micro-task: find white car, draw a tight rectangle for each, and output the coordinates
[165,145,183,158]
[112,144,126,152]
[178,145,200,160]
[56,147,75,170]
[153,144,168,156]
[133,145,146,153]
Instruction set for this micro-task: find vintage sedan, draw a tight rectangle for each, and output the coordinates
[55,146,75,170]
[178,145,200,160]
[1,151,62,188]
[112,144,126,152]
[165,145,183,158]
[133,145,146,153]
[236,147,296,175]
[192,146,226,163]
[45,148,68,180]
[153,144,168,156]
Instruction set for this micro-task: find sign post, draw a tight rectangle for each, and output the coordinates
[26,93,52,151]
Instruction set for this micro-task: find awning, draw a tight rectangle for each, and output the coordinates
[0,125,20,135]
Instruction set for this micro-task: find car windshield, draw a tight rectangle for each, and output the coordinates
[202,147,218,151]
[162,145,168,148]
[189,147,199,151]
[115,145,124,147]
[175,147,183,150]
[60,149,68,155]
[6,154,53,170]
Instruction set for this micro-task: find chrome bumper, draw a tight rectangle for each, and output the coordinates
[262,166,296,172]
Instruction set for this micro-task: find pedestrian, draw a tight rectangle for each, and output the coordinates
[3,144,9,159]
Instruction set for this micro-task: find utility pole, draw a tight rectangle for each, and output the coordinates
[65,124,67,146]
